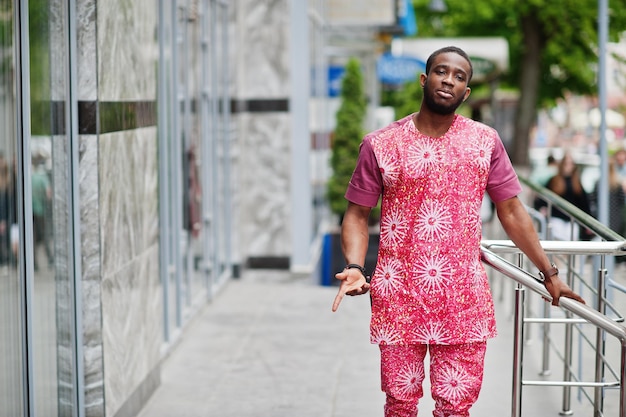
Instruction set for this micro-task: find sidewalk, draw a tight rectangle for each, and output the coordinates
[137,270,383,417]
[136,268,609,417]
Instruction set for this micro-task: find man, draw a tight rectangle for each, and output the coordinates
[331,46,585,417]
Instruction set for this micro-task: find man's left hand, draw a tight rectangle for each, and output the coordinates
[544,276,586,306]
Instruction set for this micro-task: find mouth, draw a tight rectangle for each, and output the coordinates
[436,89,454,99]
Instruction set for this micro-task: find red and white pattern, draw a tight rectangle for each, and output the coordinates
[380,342,486,417]
[367,114,501,345]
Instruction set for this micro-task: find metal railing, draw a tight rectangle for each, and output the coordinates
[478,176,626,416]
[481,242,626,417]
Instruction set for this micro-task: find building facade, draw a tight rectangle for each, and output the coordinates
[0,0,395,415]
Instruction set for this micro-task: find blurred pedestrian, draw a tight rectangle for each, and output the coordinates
[31,154,52,269]
[531,153,559,219]
[530,153,558,186]
[0,153,12,264]
[540,152,592,241]
[331,46,585,417]
[614,148,626,185]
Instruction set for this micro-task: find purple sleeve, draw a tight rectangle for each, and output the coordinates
[486,136,523,202]
[344,138,383,207]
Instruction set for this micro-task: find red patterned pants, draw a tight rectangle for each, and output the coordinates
[379,342,487,417]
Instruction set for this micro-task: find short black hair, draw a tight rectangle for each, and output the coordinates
[425,46,473,82]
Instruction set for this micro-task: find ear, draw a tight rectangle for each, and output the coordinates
[463,87,471,101]
[420,73,427,88]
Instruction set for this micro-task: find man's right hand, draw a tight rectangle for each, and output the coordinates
[331,268,370,312]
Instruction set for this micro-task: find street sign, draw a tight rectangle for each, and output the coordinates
[469,56,498,81]
[377,53,425,84]
[328,66,345,97]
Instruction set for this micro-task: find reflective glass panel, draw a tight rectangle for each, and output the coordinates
[29,0,75,414]
[0,0,24,414]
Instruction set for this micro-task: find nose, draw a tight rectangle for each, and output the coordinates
[441,73,454,85]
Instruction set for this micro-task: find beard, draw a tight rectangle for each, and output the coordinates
[422,83,465,115]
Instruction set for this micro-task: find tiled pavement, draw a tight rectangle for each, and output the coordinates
[136,266,625,417]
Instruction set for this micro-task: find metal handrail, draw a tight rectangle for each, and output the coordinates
[482,239,626,257]
[483,239,626,323]
[480,246,626,417]
[480,244,626,339]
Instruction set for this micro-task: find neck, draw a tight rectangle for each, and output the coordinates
[413,110,456,138]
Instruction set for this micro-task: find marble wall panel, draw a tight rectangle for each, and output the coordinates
[99,127,160,415]
[101,245,161,416]
[236,113,292,258]
[99,128,159,276]
[235,0,290,98]
[79,135,105,417]
[78,0,98,101]
[97,0,158,100]
[76,1,161,414]
[51,134,74,415]
[82,280,105,417]
[50,0,67,100]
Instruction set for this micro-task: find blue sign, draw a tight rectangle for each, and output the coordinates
[328,66,345,97]
[377,53,425,85]
[398,0,417,36]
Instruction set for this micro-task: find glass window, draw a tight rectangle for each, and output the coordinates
[29,0,76,414]
[0,0,24,414]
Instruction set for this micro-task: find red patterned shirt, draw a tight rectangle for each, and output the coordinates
[345,113,521,345]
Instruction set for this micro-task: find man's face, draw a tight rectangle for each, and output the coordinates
[421,52,471,115]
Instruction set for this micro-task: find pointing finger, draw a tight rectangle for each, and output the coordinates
[332,291,345,312]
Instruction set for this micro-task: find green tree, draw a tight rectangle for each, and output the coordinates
[381,74,473,121]
[382,75,424,119]
[412,0,626,165]
[29,0,51,135]
[327,58,367,217]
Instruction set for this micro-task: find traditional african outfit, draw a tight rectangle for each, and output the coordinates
[345,113,522,416]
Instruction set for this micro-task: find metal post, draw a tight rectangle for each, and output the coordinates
[619,339,626,416]
[200,0,212,297]
[560,256,575,415]
[560,316,574,415]
[289,0,312,272]
[512,284,525,417]
[158,0,172,343]
[594,265,607,415]
[15,0,35,413]
[597,0,609,226]
[518,254,533,344]
[67,0,85,412]
[171,0,183,328]
[541,301,552,376]
[182,0,192,307]
[220,2,233,279]
[210,0,220,295]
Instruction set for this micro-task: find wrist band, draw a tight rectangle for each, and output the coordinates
[538,263,559,282]
[345,263,368,279]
